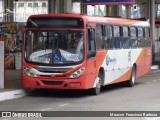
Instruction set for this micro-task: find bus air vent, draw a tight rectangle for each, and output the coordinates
[35,67,72,73]
[41,80,63,85]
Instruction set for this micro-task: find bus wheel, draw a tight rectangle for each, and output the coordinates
[90,74,102,95]
[126,66,136,87]
[25,88,34,95]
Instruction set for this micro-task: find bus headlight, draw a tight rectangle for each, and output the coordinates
[69,67,85,78]
[24,67,37,78]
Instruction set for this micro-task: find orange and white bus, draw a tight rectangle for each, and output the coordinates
[22,13,151,95]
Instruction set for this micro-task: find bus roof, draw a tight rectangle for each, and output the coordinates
[28,13,150,27]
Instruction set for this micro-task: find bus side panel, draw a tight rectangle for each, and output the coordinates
[108,68,132,85]
[102,48,144,85]
[99,50,130,85]
[85,58,97,89]
[101,49,131,85]
[102,50,115,84]
[114,49,131,70]
[144,47,152,74]
[133,49,145,78]
[114,49,131,81]
[85,50,107,89]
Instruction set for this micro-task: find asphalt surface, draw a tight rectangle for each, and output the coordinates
[0,70,160,120]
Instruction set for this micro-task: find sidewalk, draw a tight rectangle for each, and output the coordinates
[0,89,26,102]
[0,67,160,102]
[0,70,26,102]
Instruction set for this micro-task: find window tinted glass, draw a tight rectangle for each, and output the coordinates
[138,27,144,47]
[130,27,137,48]
[145,38,151,47]
[138,27,144,37]
[114,26,122,49]
[130,38,137,48]
[122,26,130,49]
[113,26,120,37]
[96,25,104,50]
[123,26,129,37]
[145,28,150,37]
[25,30,84,65]
[123,38,130,49]
[130,27,137,37]
[145,28,151,47]
[27,17,84,28]
[105,25,113,49]
[106,25,112,37]
[87,29,96,58]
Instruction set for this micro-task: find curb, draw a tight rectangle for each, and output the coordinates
[0,89,26,102]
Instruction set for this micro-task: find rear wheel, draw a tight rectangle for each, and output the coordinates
[90,73,102,95]
[126,66,136,87]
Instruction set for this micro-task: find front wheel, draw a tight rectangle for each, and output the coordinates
[90,74,102,95]
[25,88,34,95]
[126,66,136,87]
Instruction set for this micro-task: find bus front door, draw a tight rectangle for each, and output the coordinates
[86,28,97,88]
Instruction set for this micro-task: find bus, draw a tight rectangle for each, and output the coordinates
[22,13,151,95]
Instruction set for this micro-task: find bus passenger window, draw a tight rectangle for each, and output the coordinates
[87,28,96,58]
[96,25,104,50]
[115,38,122,49]
[122,26,130,49]
[145,28,151,47]
[105,25,113,49]
[113,26,122,49]
[137,27,144,48]
[130,27,137,48]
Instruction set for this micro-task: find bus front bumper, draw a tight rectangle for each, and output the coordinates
[22,75,91,90]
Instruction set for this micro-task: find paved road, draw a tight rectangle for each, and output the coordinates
[0,70,160,120]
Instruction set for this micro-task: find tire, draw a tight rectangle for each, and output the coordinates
[25,88,34,95]
[90,73,102,95]
[126,66,136,87]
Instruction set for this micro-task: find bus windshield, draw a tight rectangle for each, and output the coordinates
[25,30,84,65]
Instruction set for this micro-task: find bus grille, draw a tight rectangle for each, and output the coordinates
[41,80,63,85]
[35,67,72,73]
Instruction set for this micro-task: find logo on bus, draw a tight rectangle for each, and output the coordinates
[53,53,61,62]
[51,74,55,78]
[53,53,81,62]
[106,55,116,66]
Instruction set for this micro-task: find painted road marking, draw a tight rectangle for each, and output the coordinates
[145,82,151,84]
[144,79,160,84]
[2,119,10,120]
[40,103,70,111]
[146,117,160,120]
[153,80,158,82]
[59,103,69,107]
[145,75,159,77]
[40,108,53,111]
